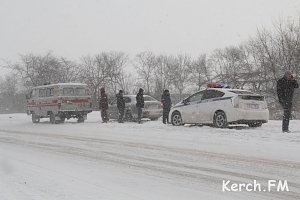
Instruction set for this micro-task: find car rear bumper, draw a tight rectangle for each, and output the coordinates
[143,109,163,119]
[227,108,269,123]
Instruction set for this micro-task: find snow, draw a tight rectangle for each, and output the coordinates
[0,112,300,200]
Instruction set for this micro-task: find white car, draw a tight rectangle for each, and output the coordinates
[169,88,269,128]
[109,95,163,121]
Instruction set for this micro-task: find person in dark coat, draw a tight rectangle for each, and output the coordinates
[277,70,299,132]
[136,88,144,123]
[161,89,172,124]
[116,90,125,123]
[99,87,109,123]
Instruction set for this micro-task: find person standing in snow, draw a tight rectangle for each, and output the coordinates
[161,89,172,124]
[99,87,109,123]
[277,70,299,132]
[116,90,125,123]
[136,88,144,123]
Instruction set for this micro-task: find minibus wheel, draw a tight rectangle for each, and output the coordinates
[77,115,85,123]
[32,114,40,123]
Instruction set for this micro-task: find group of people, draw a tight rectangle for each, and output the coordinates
[99,88,136,123]
[98,88,172,124]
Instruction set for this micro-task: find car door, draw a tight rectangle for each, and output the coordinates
[108,98,119,119]
[198,90,225,123]
[181,91,205,123]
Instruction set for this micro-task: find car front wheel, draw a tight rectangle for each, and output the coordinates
[171,112,183,126]
[213,111,228,128]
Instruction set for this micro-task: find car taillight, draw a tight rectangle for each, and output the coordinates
[231,96,239,108]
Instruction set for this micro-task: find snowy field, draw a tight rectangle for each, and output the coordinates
[0,112,300,200]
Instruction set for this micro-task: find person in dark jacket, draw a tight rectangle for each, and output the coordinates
[116,90,125,123]
[161,89,172,124]
[99,87,109,123]
[136,88,144,123]
[277,70,299,132]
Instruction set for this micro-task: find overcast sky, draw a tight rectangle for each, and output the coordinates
[0,0,300,75]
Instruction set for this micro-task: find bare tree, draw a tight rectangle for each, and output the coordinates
[117,70,135,94]
[0,74,25,112]
[209,46,250,88]
[10,52,79,88]
[80,54,110,108]
[102,52,128,94]
[169,55,192,99]
[135,51,157,94]
[190,54,211,90]
[152,55,174,98]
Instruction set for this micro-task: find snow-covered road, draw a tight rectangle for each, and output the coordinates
[0,112,300,200]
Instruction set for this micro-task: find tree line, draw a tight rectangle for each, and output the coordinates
[1,17,300,116]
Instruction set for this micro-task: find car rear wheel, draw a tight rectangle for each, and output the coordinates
[248,122,262,127]
[150,117,159,121]
[213,111,228,128]
[171,112,183,126]
[125,111,133,122]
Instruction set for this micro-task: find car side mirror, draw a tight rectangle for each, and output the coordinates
[183,99,188,104]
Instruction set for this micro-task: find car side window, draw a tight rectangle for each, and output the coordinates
[202,90,224,100]
[187,91,204,102]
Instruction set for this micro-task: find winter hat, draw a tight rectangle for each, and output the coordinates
[139,88,144,93]
[119,90,123,93]
[100,87,105,93]
[284,70,292,78]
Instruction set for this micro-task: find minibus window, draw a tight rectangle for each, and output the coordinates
[31,89,37,97]
[63,88,74,96]
[38,89,46,97]
[75,88,86,96]
[46,88,54,97]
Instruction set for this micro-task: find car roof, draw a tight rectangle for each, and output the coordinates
[123,94,152,97]
[33,83,87,89]
[206,88,259,95]
[123,95,158,101]
[208,88,248,92]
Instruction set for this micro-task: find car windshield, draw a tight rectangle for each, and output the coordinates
[144,96,157,101]
[187,91,204,102]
